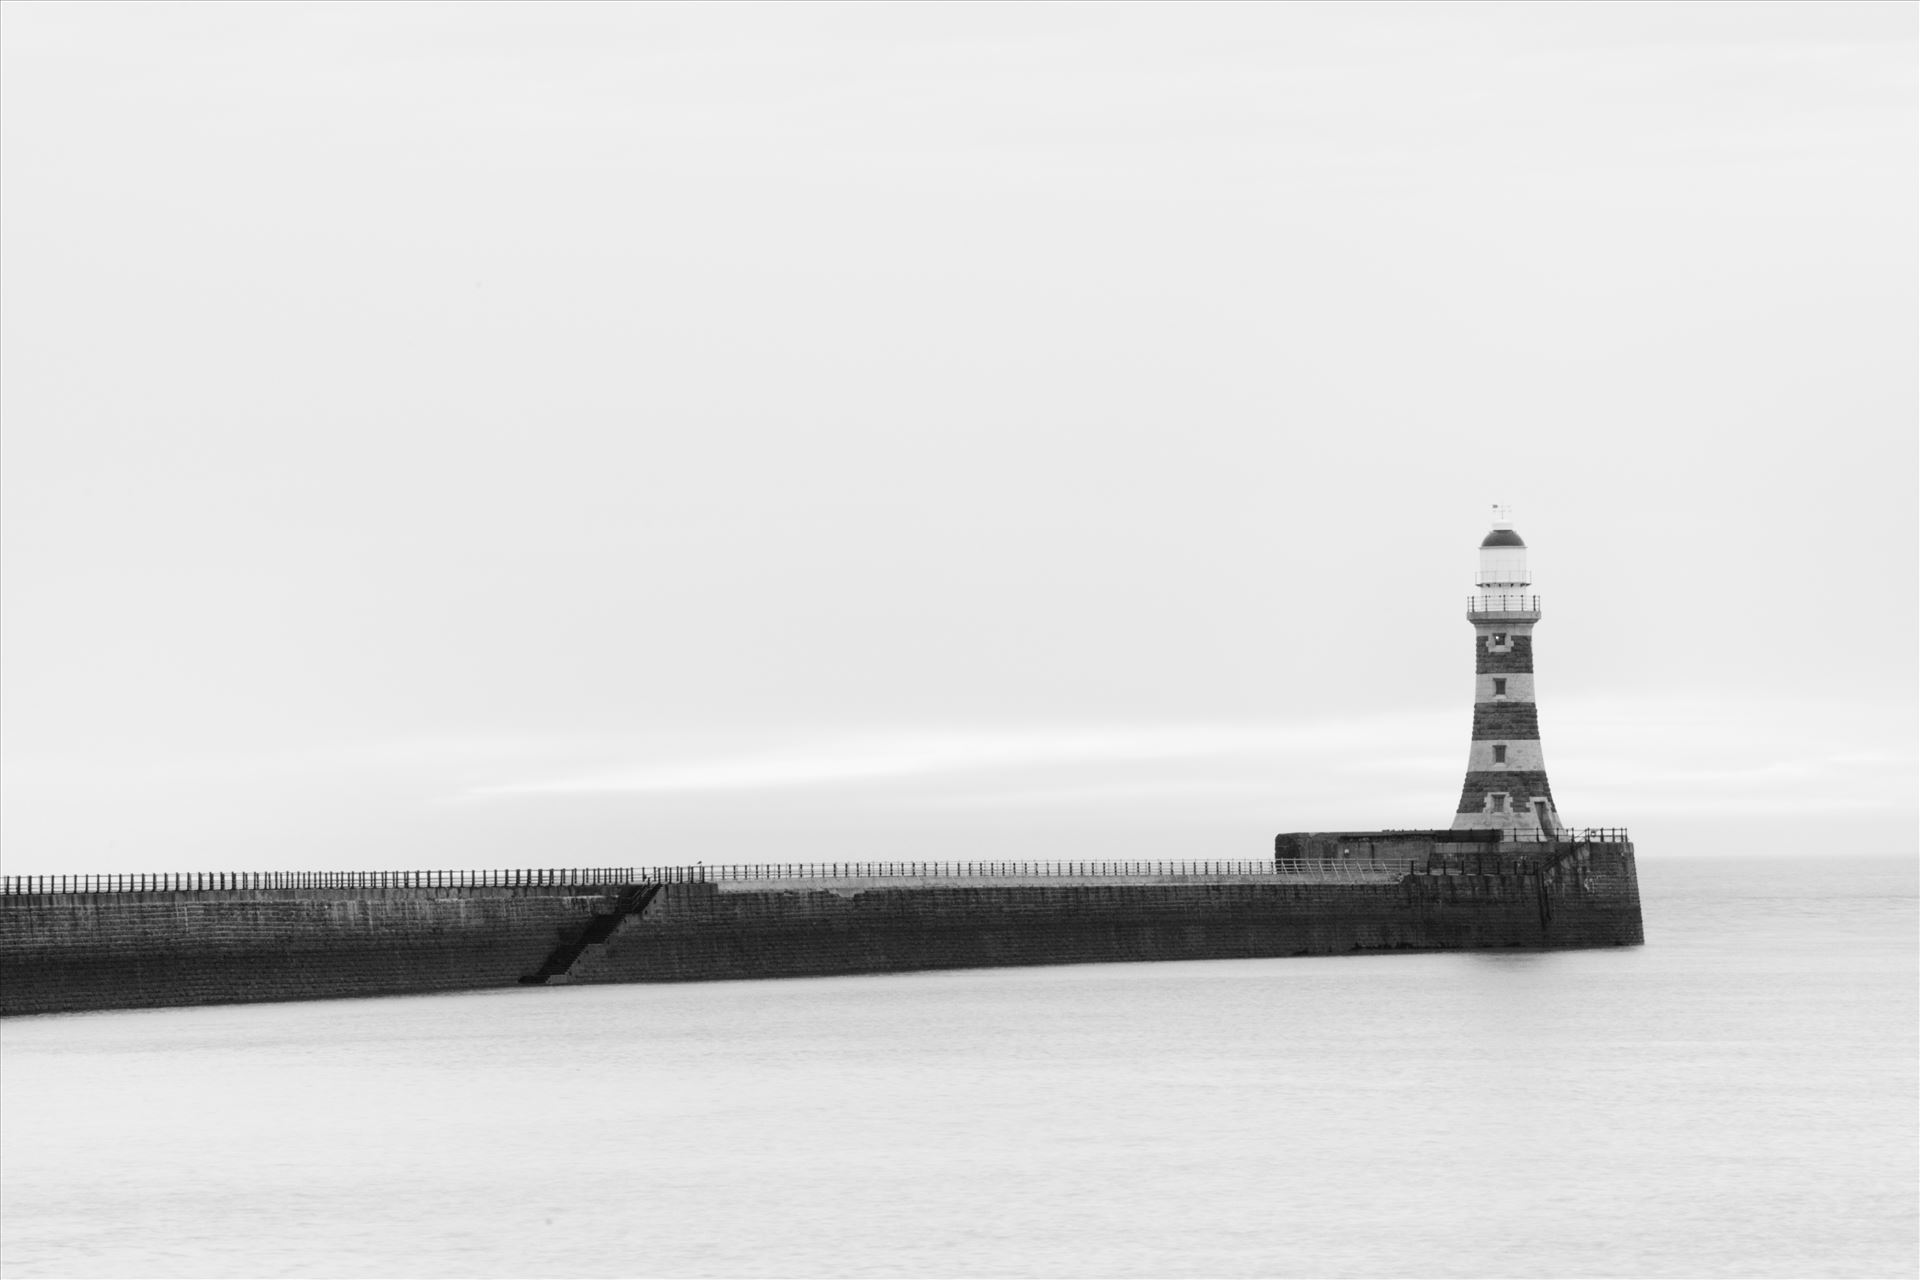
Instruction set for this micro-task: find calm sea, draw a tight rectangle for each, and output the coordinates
[1,856,1913,1279]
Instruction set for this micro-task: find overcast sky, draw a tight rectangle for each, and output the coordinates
[2,1,1913,873]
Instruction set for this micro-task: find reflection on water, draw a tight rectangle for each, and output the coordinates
[2,857,1914,1279]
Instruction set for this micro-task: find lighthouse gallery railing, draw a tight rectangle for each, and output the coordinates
[1466,593,1543,612]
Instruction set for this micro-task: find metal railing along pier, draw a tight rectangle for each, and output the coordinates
[0,838,1631,897]
[5,858,1392,896]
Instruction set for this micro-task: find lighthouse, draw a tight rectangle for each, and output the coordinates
[1453,506,1560,840]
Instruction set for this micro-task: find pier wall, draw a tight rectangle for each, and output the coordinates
[0,888,605,1017]
[0,843,1641,1017]
[569,842,1640,985]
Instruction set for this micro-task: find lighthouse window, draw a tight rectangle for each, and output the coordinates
[1492,745,1507,764]
[1492,678,1507,696]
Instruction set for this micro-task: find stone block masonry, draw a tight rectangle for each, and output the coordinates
[569,842,1641,985]
[565,877,1559,986]
[1,842,1641,1016]
[1471,703,1541,738]
[1457,770,1556,813]
[1474,634,1536,675]
[0,887,609,1017]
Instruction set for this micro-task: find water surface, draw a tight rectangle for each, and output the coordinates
[2,856,1913,1278]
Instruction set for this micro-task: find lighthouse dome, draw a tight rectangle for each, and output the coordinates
[1476,507,1531,588]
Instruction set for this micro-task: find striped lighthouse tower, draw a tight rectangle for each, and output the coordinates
[1453,506,1560,840]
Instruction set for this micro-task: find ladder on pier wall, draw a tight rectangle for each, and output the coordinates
[519,884,661,985]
